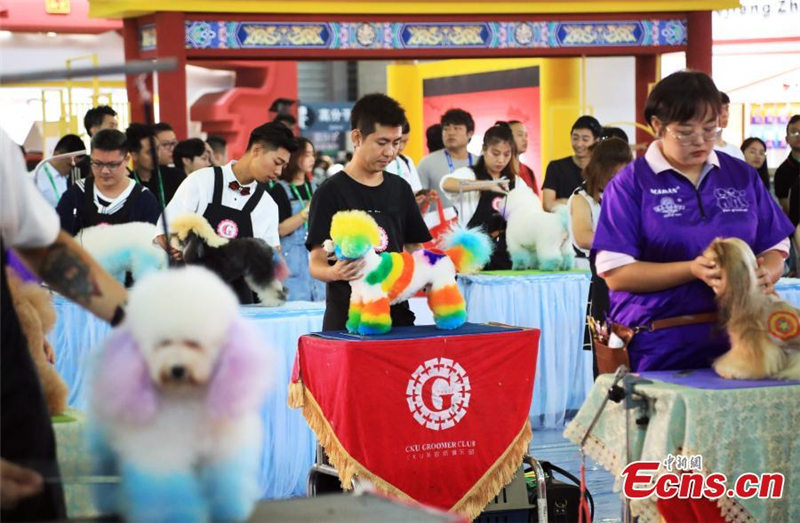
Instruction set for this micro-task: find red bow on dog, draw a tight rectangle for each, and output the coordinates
[228,181,251,196]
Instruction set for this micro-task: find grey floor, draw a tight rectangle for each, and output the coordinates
[530,428,622,522]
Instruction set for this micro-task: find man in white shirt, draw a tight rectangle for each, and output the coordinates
[385,120,423,193]
[31,134,86,207]
[1,128,127,520]
[157,122,296,254]
[714,92,745,161]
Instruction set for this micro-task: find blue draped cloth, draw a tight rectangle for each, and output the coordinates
[458,272,593,429]
[48,277,800,502]
[50,298,324,500]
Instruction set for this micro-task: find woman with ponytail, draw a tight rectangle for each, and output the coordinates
[440,122,517,269]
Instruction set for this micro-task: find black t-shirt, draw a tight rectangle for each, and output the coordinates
[129,166,186,206]
[774,155,800,200]
[267,183,293,222]
[305,171,431,307]
[788,176,800,227]
[542,156,584,200]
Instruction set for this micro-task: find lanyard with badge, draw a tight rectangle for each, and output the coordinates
[132,168,166,207]
[444,150,474,173]
[43,163,60,198]
[290,181,312,229]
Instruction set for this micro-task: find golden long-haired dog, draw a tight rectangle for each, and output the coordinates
[705,237,800,380]
[6,266,69,414]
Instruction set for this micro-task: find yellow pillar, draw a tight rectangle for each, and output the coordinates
[386,57,584,177]
[539,58,582,176]
[387,63,424,162]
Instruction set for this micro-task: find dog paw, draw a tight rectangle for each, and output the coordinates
[713,352,764,380]
[776,352,800,380]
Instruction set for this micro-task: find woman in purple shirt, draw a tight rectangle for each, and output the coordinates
[592,71,794,372]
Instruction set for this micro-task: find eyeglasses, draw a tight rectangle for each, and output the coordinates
[90,159,126,172]
[159,141,178,149]
[665,126,721,147]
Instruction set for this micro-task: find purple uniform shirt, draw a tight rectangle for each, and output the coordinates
[592,149,794,371]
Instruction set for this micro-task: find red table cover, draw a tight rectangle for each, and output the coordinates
[289,327,539,519]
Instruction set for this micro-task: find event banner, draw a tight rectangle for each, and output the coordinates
[289,325,539,519]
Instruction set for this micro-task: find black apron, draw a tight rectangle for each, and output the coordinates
[467,187,511,271]
[202,166,266,304]
[76,176,145,233]
[1,244,67,521]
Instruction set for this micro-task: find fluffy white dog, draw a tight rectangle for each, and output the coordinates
[88,266,276,522]
[502,184,574,271]
[77,222,167,283]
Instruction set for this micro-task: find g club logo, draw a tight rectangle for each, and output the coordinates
[406,358,471,431]
[216,219,239,239]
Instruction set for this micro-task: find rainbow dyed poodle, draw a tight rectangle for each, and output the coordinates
[324,210,492,335]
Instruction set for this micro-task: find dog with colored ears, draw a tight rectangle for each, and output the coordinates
[77,222,167,284]
[88,266,276,523]
[705,237,800,380]
[324,210,493,335]
[170,213,289,306]
[502,184,574,271]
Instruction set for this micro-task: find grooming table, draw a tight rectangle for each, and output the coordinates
[564,370,800,522]
[290,323,539,519]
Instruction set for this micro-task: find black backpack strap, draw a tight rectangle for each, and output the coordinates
[242,183,266,214]
[212,166,224,205]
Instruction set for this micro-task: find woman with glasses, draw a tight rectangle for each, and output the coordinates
[56,129,160,236]
[592,71,793,372]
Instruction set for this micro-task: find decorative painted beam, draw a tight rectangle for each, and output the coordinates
[178,19,688,53]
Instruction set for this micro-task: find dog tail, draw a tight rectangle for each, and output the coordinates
[440,227,493,274]
[170,213,228,247]
[330,210,380,259]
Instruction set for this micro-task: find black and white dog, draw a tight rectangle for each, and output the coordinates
[170,213,288,306]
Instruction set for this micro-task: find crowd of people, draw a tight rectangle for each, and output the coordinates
[4,67,800,517]
[20,77,800,340]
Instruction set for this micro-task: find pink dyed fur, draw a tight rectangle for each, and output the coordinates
[207,318,274,419]
[274,257,290,283]
[93,328,158,424]
[93,319,273,424]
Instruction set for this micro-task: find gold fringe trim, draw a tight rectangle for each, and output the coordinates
[451,418,532,519]
[287,380,305,409]
[296,386,532,520]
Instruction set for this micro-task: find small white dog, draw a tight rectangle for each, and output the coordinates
[77,222,167,283]
[502,184,574,271]
[88,266,276,522]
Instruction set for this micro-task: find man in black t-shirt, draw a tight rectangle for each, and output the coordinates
[306,94,431,330]
[774,115,800,217]
[541,115,601,212]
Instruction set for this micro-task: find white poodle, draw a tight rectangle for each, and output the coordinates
[502,184,574,270]
[88,266,276,522]
[77,222,167,283]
